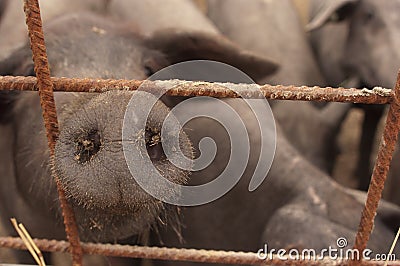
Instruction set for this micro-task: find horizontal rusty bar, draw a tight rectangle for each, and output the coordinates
[0,76,393,104]
[0,237,398,265]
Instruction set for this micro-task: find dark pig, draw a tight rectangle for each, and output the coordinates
[0,12,277,264]
[206,0,350,174]
[308,0,400,191]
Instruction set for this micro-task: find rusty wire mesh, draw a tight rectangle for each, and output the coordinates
[1,0,400,265]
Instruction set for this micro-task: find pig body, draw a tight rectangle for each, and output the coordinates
[154,98,400,266]
[206,0,350,174]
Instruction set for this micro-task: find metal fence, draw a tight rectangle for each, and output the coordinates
[0,0,400,265]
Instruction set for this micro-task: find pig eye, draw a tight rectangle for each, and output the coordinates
[361,5,375,23]
[329,12,341,22]
[145,127,165,161]
[26,64,35,76]
[329,4,356,23]
[142,52,169,77]
[14,62,35,76]
[144,65,155,77]
[363,9,375,22]
[74,129,102,164]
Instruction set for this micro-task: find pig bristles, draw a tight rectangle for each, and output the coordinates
[152,205,184,246]
[10,218,46,266]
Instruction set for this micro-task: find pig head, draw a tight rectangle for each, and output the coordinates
[308,0,400,88]
[0,12,277,245]
[308,0,400,191]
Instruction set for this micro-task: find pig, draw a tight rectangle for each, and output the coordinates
[152,97,400,266]
[0,0,111,60]
[0,0,6,21]
[107,0,219,36]
[308,0,400,192]
[207,0,323,86]
[205,0,351,174]
[85,1,400,264]
[0,12,277,264]
[0,0,219,61]
[307,0,356,87]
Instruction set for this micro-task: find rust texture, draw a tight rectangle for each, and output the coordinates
[351,71,400,265]
[0,75,393,104]
[22,0,82,265]
[1,237,398,266]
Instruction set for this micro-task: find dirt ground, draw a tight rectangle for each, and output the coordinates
[332,109,364,188]
[332,105,400,207]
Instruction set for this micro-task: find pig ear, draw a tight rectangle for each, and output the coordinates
[0,0,7,20]
[0,90,19,123]
[306,0,359,31]
[144,29,279,82]
[0,45,34,123]
[0,45,34,76]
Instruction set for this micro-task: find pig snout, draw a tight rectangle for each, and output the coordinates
[54,91,193,241]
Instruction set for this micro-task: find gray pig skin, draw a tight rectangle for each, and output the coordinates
[308,0,400,88]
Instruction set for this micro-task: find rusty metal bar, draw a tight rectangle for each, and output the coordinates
[1,237,398,266]
[0,75,393,104]
[351,71,400,265]
[23,0,58,149]
[22,0,82,265]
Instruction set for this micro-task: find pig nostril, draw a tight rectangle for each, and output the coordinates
[74,129,102,164]
[145,127,165,161]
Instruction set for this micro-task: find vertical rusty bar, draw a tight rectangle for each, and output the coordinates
[22,0,83,265]
[351,71,400,265]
